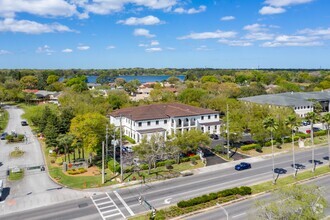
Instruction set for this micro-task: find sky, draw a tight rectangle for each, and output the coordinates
[0,0,329,69]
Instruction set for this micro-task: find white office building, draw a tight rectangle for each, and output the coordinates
[110,103,221,143]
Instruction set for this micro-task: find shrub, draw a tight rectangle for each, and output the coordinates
[255,145,263,153]
[314,130,326,137]
[190,155,200,161]
[165,161,173,170]
[180,157,190,163]
[190,158,197,165]
[241,144,260,151]
[140,164,149,170]
[295,133,308,139]
[55,157,63,165]
[108,159,121,173]
[156,159,175,168]
[239,186,252,195]
[50,159,55,164]
[124,135,136,144]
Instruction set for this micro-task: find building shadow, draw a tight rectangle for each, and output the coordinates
[1,187,10,201]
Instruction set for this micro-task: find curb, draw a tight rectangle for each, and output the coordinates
[171,169,330,220]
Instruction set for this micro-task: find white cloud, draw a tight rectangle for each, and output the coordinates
[106,45,116,49]
[196,45,213,51]
[150,40,159,46]
[62,48,73,53]
[0,18,74,34]
[299,28,330,37]
[218,39,253,47]
[259,6,286,15]
[146,47,162,52]
[77,45,90,50]
[243,23,267,32]
[220,16,235,21]
[264,0,313,7]
[260,0,313,15]
[245,32,274,41]
[178,30,236,40]
[0,49,10,55]
[173,5,206,14]
[117,15,162,26]
[36,45,54,55]
[138,43,149,47]
[0,0,77,18]
[261,35,322,47]
[133,28,155,38]
[166,47,175,50]
[83,0,177,16]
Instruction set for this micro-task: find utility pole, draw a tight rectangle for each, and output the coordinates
[106,124,109,161]
[113,129,116,171]
[226,104,230,159]
[102,141,105,184]
[120,115,123,182]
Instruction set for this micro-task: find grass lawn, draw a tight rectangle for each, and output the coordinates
[0,109,9,133]
[8,170,24,181]
[10,149,25,158]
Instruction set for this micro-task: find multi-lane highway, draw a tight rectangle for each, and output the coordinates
[1,139,329,220]
[185,174,330,220]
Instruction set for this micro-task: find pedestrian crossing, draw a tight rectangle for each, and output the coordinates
[90,193,125,220]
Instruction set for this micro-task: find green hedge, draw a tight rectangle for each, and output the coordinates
[124,135,136,144]
[108,159,121,173]
[315,130,326,137]
[241,144,260,151]
[177,186,252,208]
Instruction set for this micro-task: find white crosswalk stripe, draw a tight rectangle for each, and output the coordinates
[90,193,126,220]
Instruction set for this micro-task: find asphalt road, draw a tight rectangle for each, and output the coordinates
[1,141,329,220]
[185,174,330,220]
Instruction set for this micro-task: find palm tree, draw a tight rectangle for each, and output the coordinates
[263,116,279,184]
[305,112,319,172]
[285,115,300,178]
[322,113,330,168]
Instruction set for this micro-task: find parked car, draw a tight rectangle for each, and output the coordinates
[21,120,28,126]
[302,121,310,126]
[235,162,251,171]
[306,127,322,134]
[210,134,219,140]
[0,132,8,140]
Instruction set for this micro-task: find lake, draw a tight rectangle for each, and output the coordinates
[86,75,185,83]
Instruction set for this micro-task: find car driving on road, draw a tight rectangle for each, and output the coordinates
[0,132,7,140]
[21,120,28,126]
[235,162,251,171]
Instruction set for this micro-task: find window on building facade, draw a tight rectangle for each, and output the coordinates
[215,125,217,130]
[147,121,151,126]
[138,122,142,127]
[156,121,159,125]
[215,115,218,119]
[201,116,204,120]
[164,120,167,124]
[208,126,210,131]
[201,127,204,131]
[208,115,211,119]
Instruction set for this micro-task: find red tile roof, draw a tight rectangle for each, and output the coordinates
[110,103,218,121]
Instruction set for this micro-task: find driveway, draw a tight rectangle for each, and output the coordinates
[0,106,88,216]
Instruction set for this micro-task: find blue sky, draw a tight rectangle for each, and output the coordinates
[0,0,329,69]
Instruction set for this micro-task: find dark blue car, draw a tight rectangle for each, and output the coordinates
[235,162,251,171]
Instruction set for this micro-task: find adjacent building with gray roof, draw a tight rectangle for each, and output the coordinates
[239,91,330,117]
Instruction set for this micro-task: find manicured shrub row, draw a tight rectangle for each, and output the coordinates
[177,186,252,208]
[314,130,326,137]
[6,134,25,143]
[241,144,260,151]
[67,168,87,175]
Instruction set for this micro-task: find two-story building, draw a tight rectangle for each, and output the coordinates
[110,103,220,143]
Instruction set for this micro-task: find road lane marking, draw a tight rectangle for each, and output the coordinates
[113,191,135,216]
[91,193,125,220]
[232,212,246,218]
